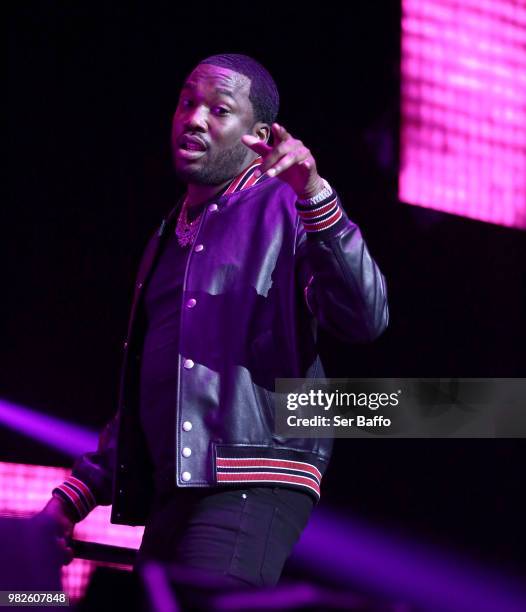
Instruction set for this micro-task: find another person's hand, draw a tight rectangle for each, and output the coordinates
[242,123,325,199]
[37,497,76,565]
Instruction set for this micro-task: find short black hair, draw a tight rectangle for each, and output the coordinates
[198,53,279,126]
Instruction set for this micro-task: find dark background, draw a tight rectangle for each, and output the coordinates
[5,1,525,577]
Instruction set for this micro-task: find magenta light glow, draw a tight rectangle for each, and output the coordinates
[399,0,526,229]
[293,509,526,612]
[0,398,98,457]
[0,461,144,602]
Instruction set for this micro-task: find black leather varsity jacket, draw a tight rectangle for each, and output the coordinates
[53,158,389,525]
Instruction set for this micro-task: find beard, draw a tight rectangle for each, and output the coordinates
[174,138,252,186]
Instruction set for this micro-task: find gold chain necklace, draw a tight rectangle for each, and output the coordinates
[175,197,204,247]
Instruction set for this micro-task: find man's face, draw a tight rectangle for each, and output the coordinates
[172,63,258,185]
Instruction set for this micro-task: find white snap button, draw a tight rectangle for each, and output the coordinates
[182,447,192,458]
[194,244,204,252]
[181,471,192,482]
[182,421,193,432]
[242,493,247,499]
[183,359,194,369]
[186,298,197,308]
[208,204,218,212]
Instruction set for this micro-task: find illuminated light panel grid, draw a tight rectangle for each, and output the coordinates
[0,462,144,602]
[399,0,526,229]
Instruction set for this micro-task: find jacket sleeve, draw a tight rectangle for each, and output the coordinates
[51,413,118,522]
[49,224,165,522]
[294,180,389,343]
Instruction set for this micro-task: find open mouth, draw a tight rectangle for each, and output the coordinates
[179,135,207,150]
[180,142,206,151]
[176,135,208,160]
[177,146,207,159]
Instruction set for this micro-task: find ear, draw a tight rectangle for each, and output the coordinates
[252,122,271,144]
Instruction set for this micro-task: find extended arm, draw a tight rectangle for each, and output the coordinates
[242,123,388,343]
[294,184,388,342]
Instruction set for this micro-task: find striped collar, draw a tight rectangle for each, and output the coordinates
[220,155,267,196]
[164,156,267,231]
[185,155,266,204]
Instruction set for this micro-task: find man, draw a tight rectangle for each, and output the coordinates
[41,54,388,588]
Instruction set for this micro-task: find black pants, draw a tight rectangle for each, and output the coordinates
[135,486,314,588]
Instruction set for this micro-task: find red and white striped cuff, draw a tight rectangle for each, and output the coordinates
[216,456,322,499]
[52,476,97,521]
[296,180,346,237]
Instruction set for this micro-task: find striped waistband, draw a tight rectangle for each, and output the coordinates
[215,447,326,501]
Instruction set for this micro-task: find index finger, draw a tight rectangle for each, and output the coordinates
[272,122,291,143]
[241,134,273,156]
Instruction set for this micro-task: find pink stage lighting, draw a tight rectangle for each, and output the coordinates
[0,462,144,602]
[400,0,526,229]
